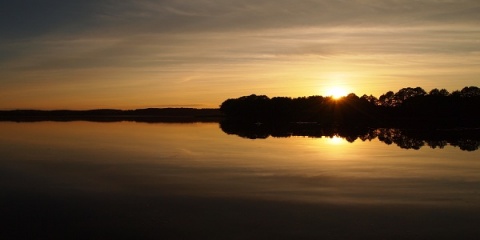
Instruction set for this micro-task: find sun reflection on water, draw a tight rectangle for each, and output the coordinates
[326,135,346,145]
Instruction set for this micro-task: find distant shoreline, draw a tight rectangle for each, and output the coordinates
[0,108,224,123]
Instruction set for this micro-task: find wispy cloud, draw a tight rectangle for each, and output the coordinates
[1,0,480,109]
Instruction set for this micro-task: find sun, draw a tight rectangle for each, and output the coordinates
[326,86,348,99]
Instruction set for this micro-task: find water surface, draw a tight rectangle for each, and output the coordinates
[1,122,479,239]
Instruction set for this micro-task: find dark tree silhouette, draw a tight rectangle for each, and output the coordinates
[378,91,396,107]
[429,88,450,96]
[220,86,480,128]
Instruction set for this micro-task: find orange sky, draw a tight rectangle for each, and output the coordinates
[1,1,479,109]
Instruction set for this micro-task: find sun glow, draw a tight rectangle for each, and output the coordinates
[326,86,348,99]
[327,135,346,145]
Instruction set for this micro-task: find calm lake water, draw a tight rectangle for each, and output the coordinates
[1,121,480,239]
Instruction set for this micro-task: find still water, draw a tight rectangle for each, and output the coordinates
[1,121,479,239]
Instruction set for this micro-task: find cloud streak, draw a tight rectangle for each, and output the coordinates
[1,0,480,109]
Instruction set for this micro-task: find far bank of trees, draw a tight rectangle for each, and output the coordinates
[220,86,480,127]
[0,108,222,123]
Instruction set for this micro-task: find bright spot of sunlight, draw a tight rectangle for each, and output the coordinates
[326,86,348,99]
[327,135,346,145]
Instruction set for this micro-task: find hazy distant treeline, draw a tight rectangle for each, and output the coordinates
[220,86,480,127]
[0,108,222,122]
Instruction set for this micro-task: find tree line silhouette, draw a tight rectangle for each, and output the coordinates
[220,86,480,128]
[2,86,477,127]
[0,108,222,123]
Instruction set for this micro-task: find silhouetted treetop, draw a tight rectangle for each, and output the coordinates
[378,87,427,107]
[459,86,480,97]
[429,88,450,96]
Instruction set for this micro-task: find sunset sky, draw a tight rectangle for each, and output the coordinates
[1,0,480,109]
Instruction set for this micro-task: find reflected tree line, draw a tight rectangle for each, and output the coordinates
[220,86,480,128]
[220,86,480,151]
[220,122,480,151]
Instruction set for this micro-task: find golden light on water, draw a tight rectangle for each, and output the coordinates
[326,135,346,145]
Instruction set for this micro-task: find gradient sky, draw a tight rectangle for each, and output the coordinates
[1,0,480,109]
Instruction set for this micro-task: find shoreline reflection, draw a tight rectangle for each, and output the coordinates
[220,121,480,151]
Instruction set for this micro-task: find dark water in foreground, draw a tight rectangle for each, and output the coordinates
[1,122,479,239]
